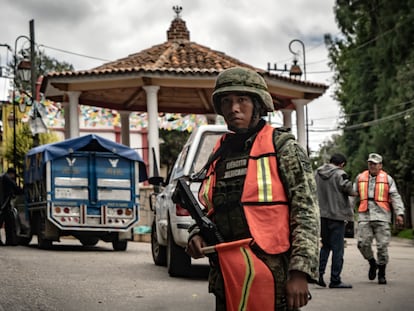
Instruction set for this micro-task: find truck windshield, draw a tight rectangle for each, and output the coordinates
[191,131,225,174]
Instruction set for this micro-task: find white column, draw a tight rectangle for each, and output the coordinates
[119,110,131,146]
[67,91,81,138]
[62,102,70,139]
[292,99,310,151]
[281,109,293,130]
[143,85,160,177]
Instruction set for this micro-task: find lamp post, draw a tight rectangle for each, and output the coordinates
[11,19,36,171]
[288,39,309,154]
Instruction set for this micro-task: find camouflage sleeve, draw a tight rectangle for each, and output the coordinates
[277,137,320,282]
[388,175,405,217]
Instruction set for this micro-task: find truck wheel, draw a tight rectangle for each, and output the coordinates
[167,222,191,277]
[36,214,52,249]
[37,233,52,249]
[79,237,100,246]
[14,208,32,246]
[112,239,128,251]
[151,220,167,266]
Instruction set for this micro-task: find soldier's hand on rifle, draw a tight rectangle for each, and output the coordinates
[186,235,207,259]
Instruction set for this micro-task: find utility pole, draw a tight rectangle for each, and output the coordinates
[30,19,40,147]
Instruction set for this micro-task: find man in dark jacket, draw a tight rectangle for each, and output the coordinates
[315,153,356,288]
[0,167,23,246]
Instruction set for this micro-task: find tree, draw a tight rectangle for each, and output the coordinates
[159,129,191,176]
[325,0,414,226]
[3,122,59,176]
[2,48,73,175]
[310,133,343,170]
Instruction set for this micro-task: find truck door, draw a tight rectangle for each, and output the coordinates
[50,152,138,230]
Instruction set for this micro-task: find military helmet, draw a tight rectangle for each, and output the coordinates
[212,67,274,116]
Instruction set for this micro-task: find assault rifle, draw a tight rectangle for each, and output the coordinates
[172,178,224,248]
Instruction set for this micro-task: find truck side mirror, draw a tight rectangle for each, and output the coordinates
[148,176,165,186]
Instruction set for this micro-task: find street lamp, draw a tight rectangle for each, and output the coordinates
[11,19,37,172]
[288,39,307,80]
[267,39,309,154]
[288,39,309,154]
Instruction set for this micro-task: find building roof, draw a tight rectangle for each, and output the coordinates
[41,10,328,113]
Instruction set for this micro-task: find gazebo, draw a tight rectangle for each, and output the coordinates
[40,7,328,175]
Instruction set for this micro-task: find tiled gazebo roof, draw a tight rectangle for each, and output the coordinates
[41,10,327,114]
[91,16,255,73]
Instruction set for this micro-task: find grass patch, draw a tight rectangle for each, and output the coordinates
[396,229,414,239]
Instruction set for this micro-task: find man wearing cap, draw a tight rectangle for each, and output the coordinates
[354,153,405,284]
[0,168,23,246]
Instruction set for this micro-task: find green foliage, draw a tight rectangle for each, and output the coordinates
[159,129,191,175]
[4,47,73,177]
[324,0,414,227]
[2,122,59,176]
[397,229,414,240]
[310,133,343,169]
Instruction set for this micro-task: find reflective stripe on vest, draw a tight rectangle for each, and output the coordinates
[199,125,290,254]
[358,170,390,212]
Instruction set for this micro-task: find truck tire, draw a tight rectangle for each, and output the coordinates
[79,237,100,246]
[13,207,32,246]
[37,233,52,249]
[167,221,191,277]
[112,239,128,251]
[36,214,52,249]
[151,220,167,266]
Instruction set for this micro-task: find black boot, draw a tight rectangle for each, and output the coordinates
[378,264,387,284]
[368,258,377,280]
[318,274,327,287]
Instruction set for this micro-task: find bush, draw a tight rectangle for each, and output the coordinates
[397,229,413,240]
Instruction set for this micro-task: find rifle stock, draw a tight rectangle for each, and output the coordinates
[172,178,224,246]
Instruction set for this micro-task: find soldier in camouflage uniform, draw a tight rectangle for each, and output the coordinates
[354,153,405,285]
[186,67,319,310]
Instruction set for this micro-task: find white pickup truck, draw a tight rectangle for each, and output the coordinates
[148,124,228,277]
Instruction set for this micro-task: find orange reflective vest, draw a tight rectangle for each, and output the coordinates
[199,125,290,255]
[357,170,390,212]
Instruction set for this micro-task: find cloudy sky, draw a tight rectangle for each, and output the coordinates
[0,0,342,152]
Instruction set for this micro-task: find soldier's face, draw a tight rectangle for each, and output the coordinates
[368,161,382,176]
[220,93,254,129]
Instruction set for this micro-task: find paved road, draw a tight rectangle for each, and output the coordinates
[0,234,213,311]
[1,233,413,311]
[303,237,414,311]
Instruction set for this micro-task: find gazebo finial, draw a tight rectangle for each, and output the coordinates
[173,5,182,18]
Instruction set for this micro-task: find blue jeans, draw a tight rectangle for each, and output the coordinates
[319,217,346,284]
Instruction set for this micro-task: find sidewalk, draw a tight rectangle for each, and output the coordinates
[303,237,414,311]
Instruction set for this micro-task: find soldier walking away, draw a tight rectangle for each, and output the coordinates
[354,153,405,284]
[0,167,23,246]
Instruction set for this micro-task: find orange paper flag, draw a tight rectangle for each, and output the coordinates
[215,238,275,311]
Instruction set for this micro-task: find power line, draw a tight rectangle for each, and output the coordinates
[38,44,111,62]
[344,106,414,130]
[308,105,414,133]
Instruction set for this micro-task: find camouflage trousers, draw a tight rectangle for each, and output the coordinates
[357,221,390,265]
